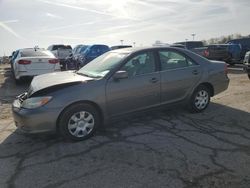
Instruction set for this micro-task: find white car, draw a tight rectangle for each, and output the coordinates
[13,48,61,83]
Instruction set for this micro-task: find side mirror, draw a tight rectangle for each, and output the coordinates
[113,70,128,81]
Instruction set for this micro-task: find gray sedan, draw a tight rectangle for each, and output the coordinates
[12,47,229,141]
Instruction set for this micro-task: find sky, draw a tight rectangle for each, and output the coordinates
[0,0,250,56]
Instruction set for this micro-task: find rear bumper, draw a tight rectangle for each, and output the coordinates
[16,69,61,79]
[213,77,230,95]
[12,99,59,133]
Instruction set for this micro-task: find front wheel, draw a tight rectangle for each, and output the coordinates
[189,85,211,113]
[58,103,101,141]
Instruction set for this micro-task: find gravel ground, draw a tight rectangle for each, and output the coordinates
[0,64,250,188]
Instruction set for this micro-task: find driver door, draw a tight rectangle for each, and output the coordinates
[105,51,161,117]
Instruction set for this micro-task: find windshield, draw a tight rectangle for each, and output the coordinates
[79,45,89,53]
[77,51,128,78]
[20,50,53,57]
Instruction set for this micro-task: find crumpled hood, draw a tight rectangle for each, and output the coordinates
[29,71,94,95]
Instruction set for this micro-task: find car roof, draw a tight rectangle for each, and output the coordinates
[111,46,189,54]
[19,48,47,52]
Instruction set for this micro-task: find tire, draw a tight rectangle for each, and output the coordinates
[248,74,250,80]
[58,103,101,141]
[188,85,211,113]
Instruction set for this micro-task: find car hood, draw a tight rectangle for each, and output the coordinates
[29,71,94,95]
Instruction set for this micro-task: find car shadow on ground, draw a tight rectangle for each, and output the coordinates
[1,102,250,187]
[1,102,250,145]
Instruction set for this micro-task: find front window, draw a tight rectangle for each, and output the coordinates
[77,52,128,78]
[121,52,156,77]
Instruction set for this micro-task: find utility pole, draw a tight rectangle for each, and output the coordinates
[191,34,196,41]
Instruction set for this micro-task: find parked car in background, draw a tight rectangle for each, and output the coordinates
[174,41,204,50]
[12,47,229,141]
[243,51,250,79]
[73,45,89,66]
[65,54,78,70]
[47,44,72,70]
[77,44,110,67]
[170,44,186,49]
[192,44,231,63]
[72,44,84,55]
[227,37,250,61]
[111,45,132,50]
[12,48,60,83]
[192,44,241,65]
[226,43,242,64]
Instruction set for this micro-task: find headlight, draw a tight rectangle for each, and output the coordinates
[21,96,52,109]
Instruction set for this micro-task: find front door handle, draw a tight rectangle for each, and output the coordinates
[192,70,199,75]
[150,77,158,83]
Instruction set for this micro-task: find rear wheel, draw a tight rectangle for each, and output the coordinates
[58,103,101,141]
[189,85,211,113]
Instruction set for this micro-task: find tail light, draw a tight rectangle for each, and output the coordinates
[224,63,228,75]
[18,60,31,65]
[49,59,59,64]
[204,49,209,57]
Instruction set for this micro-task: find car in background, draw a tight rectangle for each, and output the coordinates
[12,47,229,141]
[170,44,186,49]
[72,44,84,55]
[192,44,231,63]
[12,48,60,83]
[192,44,241,65]
[111,45,132,50]
[243,51,250,79]
[73,45,89,62]
[77,44,110,67]
[174,41,204,50]
[47,44,72,70]
[227,37,250,61]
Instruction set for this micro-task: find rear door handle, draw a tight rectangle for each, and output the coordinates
[192,70,199,75]
[150,77,158,83]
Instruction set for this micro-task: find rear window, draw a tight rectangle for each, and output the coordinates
[52,45,72,50]
[20,50,53,57]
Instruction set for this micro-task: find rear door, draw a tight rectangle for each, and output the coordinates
[158,49,202,103]
[106,51,161,116]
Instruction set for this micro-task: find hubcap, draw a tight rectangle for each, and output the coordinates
[194,90,209,110]
[68,111,95,138]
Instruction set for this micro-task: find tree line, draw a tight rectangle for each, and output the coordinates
[202,33,250,45]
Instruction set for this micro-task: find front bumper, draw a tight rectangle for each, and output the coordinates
[12,99,58,133]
